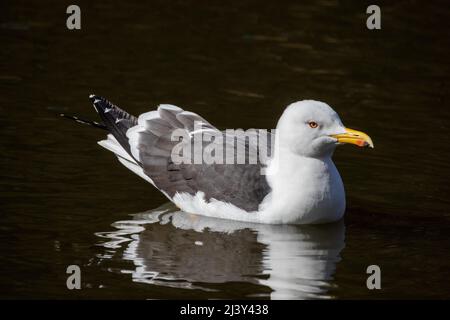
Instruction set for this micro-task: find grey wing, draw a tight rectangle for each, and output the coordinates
[130,106,273,212]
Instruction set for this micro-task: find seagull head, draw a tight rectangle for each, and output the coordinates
[276,100,374,158]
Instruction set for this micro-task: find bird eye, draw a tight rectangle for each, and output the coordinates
[308,121,318,128]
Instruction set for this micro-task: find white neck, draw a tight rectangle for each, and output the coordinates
[260,146,345,224]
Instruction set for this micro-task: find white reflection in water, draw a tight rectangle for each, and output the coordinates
[95,204,345,299]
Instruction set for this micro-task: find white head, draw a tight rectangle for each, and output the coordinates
[276,100,373,158]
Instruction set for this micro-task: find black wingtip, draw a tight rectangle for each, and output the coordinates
[89,94,103,103]
[60,112,107,130]
[89,94,106,113]
[86,94,138,156]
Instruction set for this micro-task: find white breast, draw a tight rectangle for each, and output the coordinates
[259,154,346,224]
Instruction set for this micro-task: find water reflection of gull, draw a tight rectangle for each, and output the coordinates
[95,204,345,299]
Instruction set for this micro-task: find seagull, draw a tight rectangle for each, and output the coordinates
[66,95,373,224]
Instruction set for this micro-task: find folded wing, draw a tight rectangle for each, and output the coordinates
[92,96,272,212]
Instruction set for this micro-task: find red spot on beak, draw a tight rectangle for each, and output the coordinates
[356,140,367,147]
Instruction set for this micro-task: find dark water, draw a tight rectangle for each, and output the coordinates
[1,0,450,299]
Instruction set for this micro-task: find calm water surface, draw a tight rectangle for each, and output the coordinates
[1,0,450,299]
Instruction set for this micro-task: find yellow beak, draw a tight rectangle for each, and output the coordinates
[330,127,374,148]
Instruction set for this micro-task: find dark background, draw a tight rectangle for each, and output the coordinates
[1,0,449,299]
